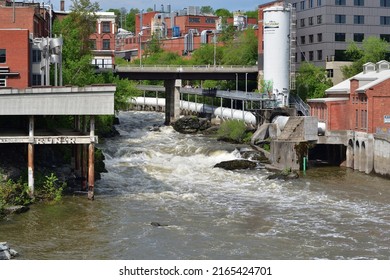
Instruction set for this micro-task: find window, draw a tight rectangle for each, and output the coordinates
[205,18,215,24]
[355,109,359,128]
[317,15,322,24]
[308,0,314,8]
[380,16,390,25]
[361,110,367,130]
[300,1,305,10]
[335,33,346,41]
[309,34,314,43]
[354,15,364,24]
[309,17,313,25]
[317,33,323,42]
[32,74,41,86]
[335,0,346,5]
[0,78,5,87]
[301,52,306,62]
[103,39,110,50]
[300,36,306,44]
[354,0,364,6]
[0,49,5,63]
[354,33,364,42]
[32,50,41,63]
[317,0,322,5]
[309,51,314,61]
[381,0,390,7]
[335,14,346,24]
[189,17,200,23]
[317,50,323,60]
[102,21,111,33]
[380,34,390,42]
[293,3,297,9]
[300,18,305,27]
[327,69,334,78]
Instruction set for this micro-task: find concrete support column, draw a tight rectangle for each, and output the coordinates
[28,116,34,197]
[88,116,95,200]
[82,116,88,190]
[164,79,181,125]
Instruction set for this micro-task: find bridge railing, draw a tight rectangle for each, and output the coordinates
[115,65,259,73]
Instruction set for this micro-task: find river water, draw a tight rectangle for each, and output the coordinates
[1,111,390,260]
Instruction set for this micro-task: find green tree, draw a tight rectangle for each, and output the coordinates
[295,62,333,101]
[222,29,258,65]
[201,6,214,14]
[191,44,223,65]
[341,37,390,78]
[244,10,258,20]
[218,24,236,44]
[215,8,232,18]
[125,8,139,32]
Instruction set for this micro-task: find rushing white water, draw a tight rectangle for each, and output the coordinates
[1,111,390,260]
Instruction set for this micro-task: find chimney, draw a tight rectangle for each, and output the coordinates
[60,0,65,11]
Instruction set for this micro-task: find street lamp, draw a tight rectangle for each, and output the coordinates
[213,30,216,67]
[139,32,142,67]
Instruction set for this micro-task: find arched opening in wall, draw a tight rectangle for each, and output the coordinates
[308,143,346,167]
[355,140,360,171]
[346,139,354,168]
[361,141,367,172]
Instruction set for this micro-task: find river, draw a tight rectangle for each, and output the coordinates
[1,111,390,260]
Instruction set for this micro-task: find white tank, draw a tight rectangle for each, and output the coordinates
[263,6,291,107]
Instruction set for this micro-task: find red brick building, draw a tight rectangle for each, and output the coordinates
[117,6,257,61]
[0,29,30,88]
[308,61,390,135]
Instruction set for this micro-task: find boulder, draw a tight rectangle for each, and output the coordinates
[214,160,257,170]
[172,116,210,134]
[0,242,18,260]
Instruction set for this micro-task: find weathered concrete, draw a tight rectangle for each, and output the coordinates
[0,85,115,115]
[374,135,390,176]
[164,80,181,125]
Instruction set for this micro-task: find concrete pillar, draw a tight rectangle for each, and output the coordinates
[88,116,95,200]
[164,79,181,125]
[28,116,34,197]
[82,116,88,190]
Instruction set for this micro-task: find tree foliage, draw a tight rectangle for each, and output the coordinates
[200,6,214,14]
[215,8,232,18]
[341,37,390,78]
[222,29,258,65]
[191,44,223,65]
[296,62,333,101]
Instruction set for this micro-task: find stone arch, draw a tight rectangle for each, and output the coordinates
[346,139,354,168]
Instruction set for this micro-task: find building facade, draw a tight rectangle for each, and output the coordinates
[258,0,390,84]
[0,0,51,89]
[117,5,257,61]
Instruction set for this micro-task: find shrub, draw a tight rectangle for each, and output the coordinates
[217,120,249,143]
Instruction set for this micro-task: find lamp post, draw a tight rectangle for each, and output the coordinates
[139,32,142,67]
[213,30,216,67]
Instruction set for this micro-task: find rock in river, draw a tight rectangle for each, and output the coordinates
[214,160,257,170]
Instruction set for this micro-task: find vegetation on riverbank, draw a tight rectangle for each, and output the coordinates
[0,172,64,218]
[216,119,254,144]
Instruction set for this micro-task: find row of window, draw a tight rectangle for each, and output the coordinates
[294,0,390,10]
[299,15,322,27]
[300,15,390,27]
[299,32,390,46]
[296,50,323,62]
[189,17,216,24]
[90,39,111,50]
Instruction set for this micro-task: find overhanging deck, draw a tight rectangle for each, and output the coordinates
[0,85,116,115]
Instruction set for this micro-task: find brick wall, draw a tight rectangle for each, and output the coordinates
[0,29,30,88]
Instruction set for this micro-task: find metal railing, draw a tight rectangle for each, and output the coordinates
[289,94,310,116]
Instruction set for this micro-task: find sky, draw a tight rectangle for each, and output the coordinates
[54,0,269,13]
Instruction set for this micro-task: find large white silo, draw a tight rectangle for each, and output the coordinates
[263,6,291,107]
